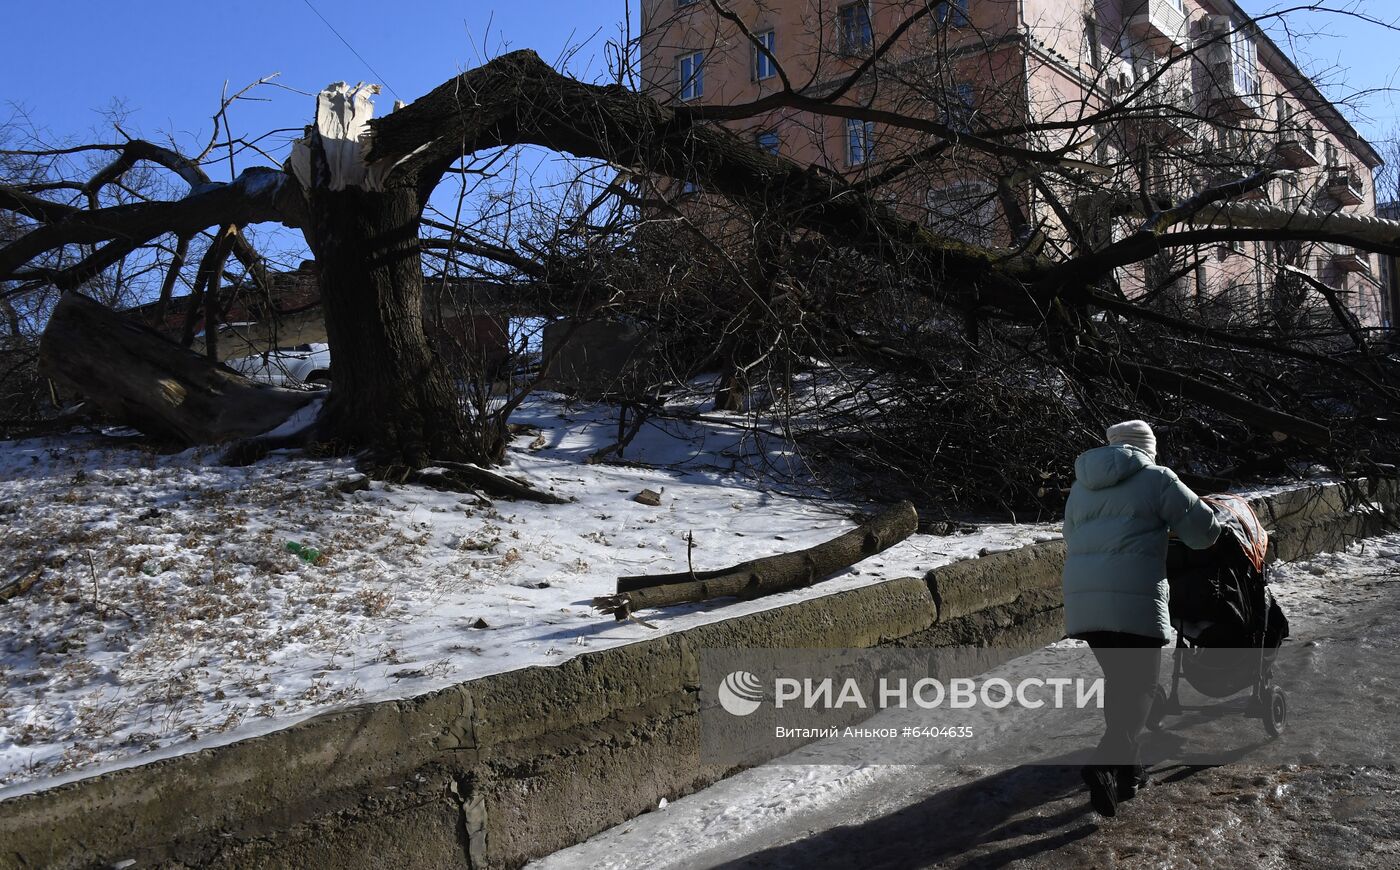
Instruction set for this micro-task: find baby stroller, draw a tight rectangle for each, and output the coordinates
[1148,494,1290,737]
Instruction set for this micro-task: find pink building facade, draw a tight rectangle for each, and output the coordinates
[640,0,1385,326]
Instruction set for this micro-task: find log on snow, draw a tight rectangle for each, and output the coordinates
[407,460,570,504]
[38,292,319,445]
[594,500,918,619]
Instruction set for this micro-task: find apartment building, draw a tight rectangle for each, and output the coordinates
[639,0,1385,327]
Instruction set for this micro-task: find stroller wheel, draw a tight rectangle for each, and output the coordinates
[1146,685,1168,731]
[1263,686,1287,738]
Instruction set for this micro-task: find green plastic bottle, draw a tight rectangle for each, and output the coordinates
[285,541,321,563]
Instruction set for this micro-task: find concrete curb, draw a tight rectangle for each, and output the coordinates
[1,480,1395,869]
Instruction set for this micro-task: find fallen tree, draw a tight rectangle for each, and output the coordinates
[593,500,918,619]
[37,291,568,502]
[6,12,1400,506]
[38,291,316,444]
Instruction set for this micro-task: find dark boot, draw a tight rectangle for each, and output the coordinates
[1116,764,1150,800]
[1081,765,1119,818]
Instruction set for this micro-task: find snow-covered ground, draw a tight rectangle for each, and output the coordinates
[530,533,1400,870]
[0,392,1059,797]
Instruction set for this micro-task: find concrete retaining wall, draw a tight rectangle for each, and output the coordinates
[2,481,1395,869]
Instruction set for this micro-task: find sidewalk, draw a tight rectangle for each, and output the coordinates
[533,533,1400,870]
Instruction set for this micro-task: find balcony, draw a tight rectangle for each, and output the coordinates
[1126,0,1190,52]
[1325,168,1365,206]
[1133,81,1199,144]
[1207,63,1263,116]
[1203,17,1263,116]
[1330,245,1370,274]
[1275,130,1320,169]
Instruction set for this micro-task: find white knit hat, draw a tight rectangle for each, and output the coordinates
[1106,419,1156,459]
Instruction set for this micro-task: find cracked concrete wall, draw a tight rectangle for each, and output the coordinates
[1,481,1393,870]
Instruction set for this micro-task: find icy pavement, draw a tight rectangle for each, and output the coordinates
[531,534,1400,870]
[0,393,1057,796]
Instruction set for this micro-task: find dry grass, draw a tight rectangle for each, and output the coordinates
[0,437,507,788]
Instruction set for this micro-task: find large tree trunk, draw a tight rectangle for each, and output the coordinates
[290,82,478,471]
[38,292,316,444]
[306,183,473,469]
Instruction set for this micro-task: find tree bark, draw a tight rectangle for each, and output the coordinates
[38,292,316,444]
[594,500,918,618]
[306,183,473,469]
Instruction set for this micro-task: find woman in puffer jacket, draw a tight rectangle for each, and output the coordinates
[1061,419,1220,818]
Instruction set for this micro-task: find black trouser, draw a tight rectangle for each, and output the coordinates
[1078,631,1165,769]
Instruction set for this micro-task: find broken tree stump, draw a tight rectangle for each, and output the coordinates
[38,292,318,444]
[594,500,918,619]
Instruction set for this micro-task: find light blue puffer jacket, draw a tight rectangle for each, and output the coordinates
[1061,445,1221,640]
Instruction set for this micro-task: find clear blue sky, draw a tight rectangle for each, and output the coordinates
[0,0,1395,167]
[1,0,636,165]
[1244,0,1400,145]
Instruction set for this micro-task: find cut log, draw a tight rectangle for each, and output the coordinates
[594,500,918,619]
[406,460,570,504]
[38,292,318,444]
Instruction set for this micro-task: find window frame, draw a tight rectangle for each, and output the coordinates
[846,117,875,165]
[925,180,998,243]
[1083,14,1101,69]
[753,29,777,81]
[943,82,976,132]
[838,2,873,55]
[934,0,971,28]
[678,50,704,101]
[1229,23,1260,101]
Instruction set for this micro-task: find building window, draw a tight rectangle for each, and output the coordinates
[935,0,970,27]
[838,3,872,54]
[1083,15,1101,68]
[1282,176,1302,211]
[679,51,704,101]
[1230,23,1259,99]
[756,130,781,155]
[679,180,700,197]
[847,118,875,165]
[754,29,777,80]
[943,83,976,132]
[926,182,998,243]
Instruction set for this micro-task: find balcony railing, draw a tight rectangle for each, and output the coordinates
[1325,169,1365,206]
[1329,245,1370,274]
[1132,79,1199,143]
[1207,63,1262,115]
[1126,0,1189,52]
[1275,129,1320,169]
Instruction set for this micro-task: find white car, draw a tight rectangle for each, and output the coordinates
[227,343,332,388]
